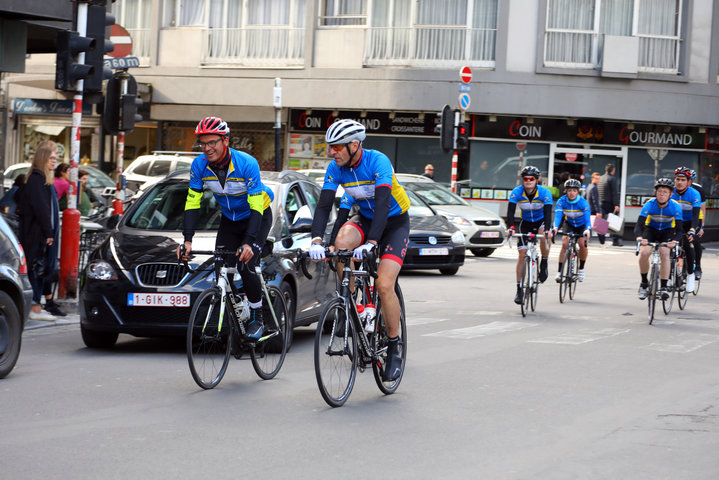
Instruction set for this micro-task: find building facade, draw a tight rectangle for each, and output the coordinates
[3,0,719,234]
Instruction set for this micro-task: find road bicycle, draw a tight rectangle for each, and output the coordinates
[301,248,406,407]
[636,241,671,325]
[667,242,690,312]
[180,248,288,389]
[553,230,586,304]
[509,233,545,317]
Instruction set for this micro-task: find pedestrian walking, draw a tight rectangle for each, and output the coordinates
[585,171,604,245]
[598,163,623,246]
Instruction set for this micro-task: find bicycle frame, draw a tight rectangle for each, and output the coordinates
[333,259,376,366]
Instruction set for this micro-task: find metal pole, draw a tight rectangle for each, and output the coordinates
[451,110,460,192]
[59,1,87,298]
[113,73,128,214]
[273,77,282,171]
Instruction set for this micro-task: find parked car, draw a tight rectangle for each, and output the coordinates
[122,152,196,193]
[79,170,337,350]
[297,168,326,184]
[2,163,117,207]
[396,174,507,257]
[0,214,33,378]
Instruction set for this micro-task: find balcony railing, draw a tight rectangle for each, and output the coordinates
[364,26,496,67]
[201,27,305,66]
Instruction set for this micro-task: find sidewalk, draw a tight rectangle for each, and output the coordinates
[25,298,80,331]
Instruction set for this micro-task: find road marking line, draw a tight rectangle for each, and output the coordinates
[423,320,538,339]
[643,333,719,353]
[529,327,631,345]
[408,317,450,326]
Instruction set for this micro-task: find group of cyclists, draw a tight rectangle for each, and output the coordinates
[505,163,706,306]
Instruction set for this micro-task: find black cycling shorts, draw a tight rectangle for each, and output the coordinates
[516,220,545,249]
[346,213,409,266]
[644,227,674,244]
[562,224,587,237]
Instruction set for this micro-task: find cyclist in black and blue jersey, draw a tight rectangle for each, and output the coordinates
[672,167,701,293]
[506,165,554,304]
[688,169,706,280]
[635,177,683,300]
[309,119,410,382]
[177,116,274,340]
[551,178,591,283]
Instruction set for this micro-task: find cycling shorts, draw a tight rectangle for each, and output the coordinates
[516,220,545,250]
[644,227,674,244]
[562,224,586,236]
[346,212,409,266]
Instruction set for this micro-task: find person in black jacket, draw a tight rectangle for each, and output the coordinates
[598,163,623,246]
[17,140,64,321]
[585,171,604,245]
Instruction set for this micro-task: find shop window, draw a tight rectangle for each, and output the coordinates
[625,148,698,199]
[469,141,549,190]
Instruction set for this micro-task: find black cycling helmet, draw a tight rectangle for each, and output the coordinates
[520,166,540,178]
[654,177,674,190]
[564,178,581,190]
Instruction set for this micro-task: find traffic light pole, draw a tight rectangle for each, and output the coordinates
[450,110,460,193]
[113,73,129,215]
[59,1,88,299]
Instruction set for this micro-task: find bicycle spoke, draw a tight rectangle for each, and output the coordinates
[314,299,357,407]
[251,285,288,380]
[187,287,231,389]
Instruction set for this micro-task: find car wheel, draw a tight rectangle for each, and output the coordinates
[0,291,22,379]
[280,281,295,352]
[439,266,460,275]
[81,325,119,349]
[470,248,493,257]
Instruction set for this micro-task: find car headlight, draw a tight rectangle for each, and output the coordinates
[451,230,466,245]
[87,261,118,281]
[446,214,472,227]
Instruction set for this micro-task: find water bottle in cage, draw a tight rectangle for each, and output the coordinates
[363,303,376,333]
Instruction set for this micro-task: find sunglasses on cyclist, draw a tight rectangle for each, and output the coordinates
[523,177,537,182]
[328,143,349,152]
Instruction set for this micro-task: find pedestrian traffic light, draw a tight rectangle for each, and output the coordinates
[456,122,470,150]
[120,91,143,132]
[55,30,94,92]
[440,104,454,153]
[84,4,115,94]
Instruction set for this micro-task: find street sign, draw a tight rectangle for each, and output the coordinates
[458,93,471,110]
[516,142,527,151]
[459,66,472,84]
[104,56,140,69]
[108,24,133,58]
[565,152,578,162]
[459,83,471,93]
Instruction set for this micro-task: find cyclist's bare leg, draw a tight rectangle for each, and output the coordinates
[638,245,652,274]
[659,246,671,279]
[558,236,570,263]
[375,258,401,338]
[516,248,527,282]
[578,237,588,261]
[538,226,550,258]
[333,224,363,284]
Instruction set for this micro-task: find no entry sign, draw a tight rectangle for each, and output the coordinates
[108,24,133,58]
[459,66,472,84]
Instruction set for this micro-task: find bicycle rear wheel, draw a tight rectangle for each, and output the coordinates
[558,250,571,304]
[662,260,676,315]
[648,264,658,324]
[373,282,407,395]
[314,297,357,407]
[692,274,700,295]
[520,256,531,317]
[677,267,688,311]
[187,287,231,389]
[250,285,288,380]
[530,256,539,312]
[568,250,578,300]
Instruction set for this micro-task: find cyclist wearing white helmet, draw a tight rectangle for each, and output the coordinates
[178,116,274,340]
[551,178,592,283]
[309,118,410,382]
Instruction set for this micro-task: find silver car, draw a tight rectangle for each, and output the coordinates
[396,174,507,257]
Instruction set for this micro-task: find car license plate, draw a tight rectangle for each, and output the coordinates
[419,247,449,256]
[127,293,191,307]
[480,231,500,238]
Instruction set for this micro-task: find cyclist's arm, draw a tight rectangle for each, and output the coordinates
[310,189,338,241]
[634,215,647,239]
[183,187,202,243]
[366,185,391,243]
[243,193,264,246]
[543,204,553,231]
[505,201,517,229]
[552,202,563,229]
[689,206,701,233]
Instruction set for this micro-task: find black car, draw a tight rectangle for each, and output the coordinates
[0,214,33,378]
[79,170,337,349]
[402,189,466,275]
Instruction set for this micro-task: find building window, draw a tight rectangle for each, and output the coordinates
[164,0,306,66]
[365,0,498,67]
[544,0,683,74]
[112,0,152,61]
[320,0,367,26]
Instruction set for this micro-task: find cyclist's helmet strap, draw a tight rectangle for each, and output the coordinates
[520,165,540,178]
[564,178,581,189]
[654,177,674,190]
[195,116,230,137]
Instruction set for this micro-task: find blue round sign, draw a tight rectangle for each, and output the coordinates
[458,93,471,110]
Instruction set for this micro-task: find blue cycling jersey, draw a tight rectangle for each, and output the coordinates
[322,148,410,220]
[508,185,554,222]
[553,194,591,229]
[671,188,701,222]
[186,148,273,221]
[638,198,682,231]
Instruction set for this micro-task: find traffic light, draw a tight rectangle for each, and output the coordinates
[104,73,143,134]
[120,91,143,132]
[55,30,94,91]
[84,4,115,94]
[440,104,454,153]
[456,122,470,150]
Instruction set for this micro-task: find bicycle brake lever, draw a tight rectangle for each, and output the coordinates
[296,249,313,280]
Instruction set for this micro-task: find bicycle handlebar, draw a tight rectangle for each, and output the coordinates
[634,241,670,256]
[507,232,545,249]
[296,247,378,280]
[178,246,242,273]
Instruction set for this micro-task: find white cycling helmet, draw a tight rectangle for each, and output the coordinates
[325,119,366,145]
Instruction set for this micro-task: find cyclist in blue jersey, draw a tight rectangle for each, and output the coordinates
[309,119,410,382]
[177,116,274,340]
[506,165,554,304]
[672,167,700,292]
[635,178,683,300]
[551,178,591,283]
[688,169,706,280]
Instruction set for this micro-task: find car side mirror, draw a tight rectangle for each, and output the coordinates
[289,204,313,234]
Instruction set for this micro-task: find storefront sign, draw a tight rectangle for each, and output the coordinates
[13,98,92,116]
[290,109,439,136]
[473,116,705,150]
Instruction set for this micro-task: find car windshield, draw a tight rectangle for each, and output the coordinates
[406,189,435,217]
[125,181,222,231]
[85,166,115,189]
[405,182,469,206]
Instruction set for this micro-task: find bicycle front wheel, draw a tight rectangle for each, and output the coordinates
[373,282,407,395]
[559,250,571,304]
[250,285,288,380]
[520,256,531,317]
[314,297,357,407]
[530,256,539,312]
[677,269,688,311]
[568,251,578,300]
[187,286,231,389]
[662,260,676,315]
[648,263,658,324]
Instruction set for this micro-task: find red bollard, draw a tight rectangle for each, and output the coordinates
[112,198,124,215]
[59,207,81,298]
